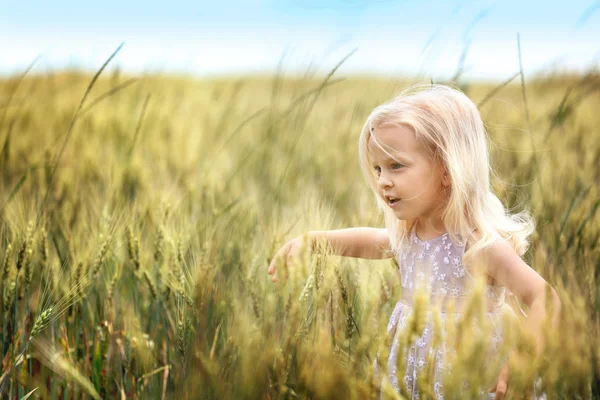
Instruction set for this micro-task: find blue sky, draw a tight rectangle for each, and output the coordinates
[1,0,598,80]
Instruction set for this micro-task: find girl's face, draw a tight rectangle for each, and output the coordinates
[367,124,450,224]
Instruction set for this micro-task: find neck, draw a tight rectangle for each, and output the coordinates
[414,216,446,240]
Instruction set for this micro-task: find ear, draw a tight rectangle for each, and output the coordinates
[439,163,451,187]
[442,170,451,187]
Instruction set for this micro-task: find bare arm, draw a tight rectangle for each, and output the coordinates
[484,238,562,354]
[308,227,391,259]
[267,227,391,283]
[483,238,562,398]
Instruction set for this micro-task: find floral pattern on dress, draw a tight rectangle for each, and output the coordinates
[373,225,546,400]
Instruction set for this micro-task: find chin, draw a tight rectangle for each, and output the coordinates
[392,209,405,218]
[393,207,414,220]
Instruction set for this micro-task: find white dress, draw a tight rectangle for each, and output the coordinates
[374,225,546,399]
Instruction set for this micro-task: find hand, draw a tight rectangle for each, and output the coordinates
[267,236,312,283]
[489,362,510,400]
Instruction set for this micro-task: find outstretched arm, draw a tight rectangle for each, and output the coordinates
[307,227,391,259]
[267,227,391,283]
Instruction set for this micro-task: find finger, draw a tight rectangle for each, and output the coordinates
[268,259,276,274]
[269,252,285,276]
[495,382,507,400]
[269,249,286,273]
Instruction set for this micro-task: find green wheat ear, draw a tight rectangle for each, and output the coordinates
[1,242,12,282]
[30,307,53,337]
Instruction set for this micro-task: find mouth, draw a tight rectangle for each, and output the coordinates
[385,195,401,207]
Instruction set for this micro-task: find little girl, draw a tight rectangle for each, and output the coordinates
[267,84,560,399]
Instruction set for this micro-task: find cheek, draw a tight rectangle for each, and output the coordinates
[413,172,441,196]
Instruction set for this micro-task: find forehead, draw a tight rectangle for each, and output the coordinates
[366,123,422,161]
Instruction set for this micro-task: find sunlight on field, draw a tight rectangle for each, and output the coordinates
[0,62,598,398]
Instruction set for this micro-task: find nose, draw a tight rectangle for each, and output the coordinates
[377,172,393,190]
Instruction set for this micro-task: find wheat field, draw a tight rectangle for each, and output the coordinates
[0,56,598,399]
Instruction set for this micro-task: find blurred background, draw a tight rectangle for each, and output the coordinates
[1,0,599,81]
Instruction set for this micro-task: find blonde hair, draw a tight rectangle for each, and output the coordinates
[358,83,535,272]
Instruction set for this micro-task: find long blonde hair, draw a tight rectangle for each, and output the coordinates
[358,83,535,272]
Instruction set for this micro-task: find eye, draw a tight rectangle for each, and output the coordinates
[391,162,404,170]
[373,165,381,175]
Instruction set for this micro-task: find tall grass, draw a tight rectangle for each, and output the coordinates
[0,60,598,398]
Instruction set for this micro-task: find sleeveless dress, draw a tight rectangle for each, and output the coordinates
[374,225,546,399]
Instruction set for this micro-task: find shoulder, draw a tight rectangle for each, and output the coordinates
[465,229,517,285]
[466,229,516,260]
[468,231,550,307]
